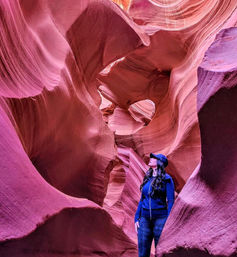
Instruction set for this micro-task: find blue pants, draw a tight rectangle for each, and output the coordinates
[137,215,168,257]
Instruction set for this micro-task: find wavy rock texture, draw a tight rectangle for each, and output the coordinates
[156,27,237,257]
[0,0,237,256]
[101,0,237,192]
[0,0,148,256]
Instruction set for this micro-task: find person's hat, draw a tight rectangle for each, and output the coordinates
[150,153,168,167]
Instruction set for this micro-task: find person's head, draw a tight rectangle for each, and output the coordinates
[149,153,168,168]
[140,153,168,194]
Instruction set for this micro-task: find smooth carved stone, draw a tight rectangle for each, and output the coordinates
[156,27,237,257]
[0,0,148,256]
[1,0,237,256]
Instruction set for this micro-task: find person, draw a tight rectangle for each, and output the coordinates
[134,153,175,257]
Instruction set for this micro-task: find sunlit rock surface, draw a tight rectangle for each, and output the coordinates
[0,0,237,256]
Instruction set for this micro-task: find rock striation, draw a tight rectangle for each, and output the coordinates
[156,27,237,257]
[0,0,237,256]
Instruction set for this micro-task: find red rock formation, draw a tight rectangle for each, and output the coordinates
[0,0,148,256]
[101,0,237,191]
[1,0,237,256]
[156,27,237,257]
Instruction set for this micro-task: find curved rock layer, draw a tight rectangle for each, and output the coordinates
[1,0,237,257]
[0,81,138,256]
[102,0,237,191]
[0,0,149,203]
[0,208,137,257]
[156,27,237,257]
[0,0,148,256]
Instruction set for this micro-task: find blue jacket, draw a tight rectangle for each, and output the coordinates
[134,172,175,223]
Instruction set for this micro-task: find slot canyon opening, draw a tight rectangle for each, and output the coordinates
[98,88,156,135]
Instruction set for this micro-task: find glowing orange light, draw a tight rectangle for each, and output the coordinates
[111,0,131,10]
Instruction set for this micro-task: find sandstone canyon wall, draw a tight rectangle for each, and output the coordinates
[0,0,236,256]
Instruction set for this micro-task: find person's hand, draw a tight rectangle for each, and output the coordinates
[135,220,140,233]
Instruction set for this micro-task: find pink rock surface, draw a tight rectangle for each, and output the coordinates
[100,0,237,192]
[1,97,135,256]
[0,0,148,256]
[1,0,237,256]
[156,27,237,257]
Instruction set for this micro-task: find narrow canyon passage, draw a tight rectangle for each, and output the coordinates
[0,0,237,257]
